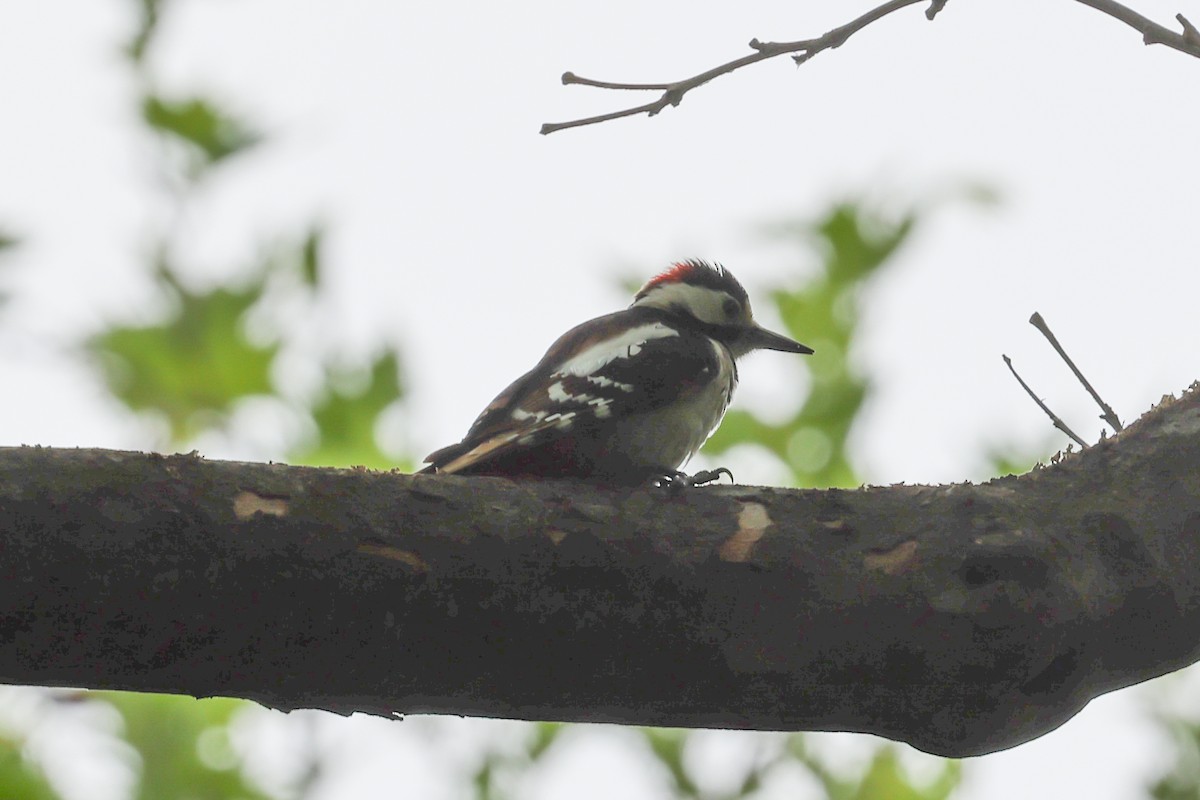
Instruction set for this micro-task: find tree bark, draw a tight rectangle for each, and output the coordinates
[0,383,1198,757]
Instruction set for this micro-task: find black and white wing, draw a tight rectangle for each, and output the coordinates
[422,310,732,476]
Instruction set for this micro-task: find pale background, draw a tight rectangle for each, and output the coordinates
[1,0,1198,797]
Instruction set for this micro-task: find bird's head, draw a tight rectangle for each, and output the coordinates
[632,260,813,359]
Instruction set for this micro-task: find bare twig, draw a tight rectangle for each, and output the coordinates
[1072,0,1200,56]
[541,0,1200,135]
[1029,313,1123,432]
[1003,354,1090,449]
[540,0,940,135]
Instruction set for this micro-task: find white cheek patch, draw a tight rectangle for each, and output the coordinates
[634,283,737,327]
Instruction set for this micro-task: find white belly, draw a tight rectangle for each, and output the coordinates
[611,339,736,470]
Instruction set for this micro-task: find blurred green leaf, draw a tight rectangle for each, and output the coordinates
[89,234,413,463]
[0,229,17,311]
[852,748,960,800]
[126,0,167,62]
[642,728,700,798]
[706,201,917,489]
[291,349,405,469]
[91,274,277,442]
[1145,692,1200,800]
[788,738,960,800]
[810,203,915,284]
[99,692,272,800]
[984,443,1052,480]
[466,722,565,800]
[142,95,259,168]
[0,734,60,800]
[528,722,563,761]
[300,227,323,287]
[473,752,497,800]
[787,735,855,800]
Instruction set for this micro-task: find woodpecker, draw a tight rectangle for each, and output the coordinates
[419,260,812,486]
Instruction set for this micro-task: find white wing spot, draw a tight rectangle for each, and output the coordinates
[548,380,591,404]
[588,397,613,418]
[542,411,576,429]
[512,408,547,422]
[587,375,634,393]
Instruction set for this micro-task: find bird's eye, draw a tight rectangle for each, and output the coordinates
[722,298,739,318]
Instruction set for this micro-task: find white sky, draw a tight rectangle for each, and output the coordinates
[1,0,1198,798]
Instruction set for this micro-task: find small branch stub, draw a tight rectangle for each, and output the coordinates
[1178,13,1200,44]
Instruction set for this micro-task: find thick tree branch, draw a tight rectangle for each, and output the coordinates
[541,0,1200,134]
[1,383,1199,757]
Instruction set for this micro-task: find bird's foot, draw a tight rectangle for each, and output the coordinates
[654,467,734,491]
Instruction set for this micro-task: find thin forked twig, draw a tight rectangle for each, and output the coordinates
[1029,313,1123,432]
[541,0,1200,135]
[540,0,945,135]
[1072,0,1200,54]
[1003,355,1090,449]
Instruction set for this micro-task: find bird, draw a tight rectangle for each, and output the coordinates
[419,259,812,486]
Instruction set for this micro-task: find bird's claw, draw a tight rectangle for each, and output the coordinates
[654,467,734,491]
[692,467,734,486]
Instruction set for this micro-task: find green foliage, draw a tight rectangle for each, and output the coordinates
[104,0,407,468]
[643,728,702,797]
[89,229,408,465]
[789,738,961,800]
[641,728,770,799]
[983,442,1054,480]
[101,692,272,800]
[0,691,276,800]
[92,264,278,442]
[469,723,565,800]
[1147,700,1200,800]
[300,227,322,287]
[635,729,961,800]
[0,733,59,800]
[295,350,408,470]
[706,201,917,488]
[0,229,17,311]
[126,0,166,62]
[142,95,260,173]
